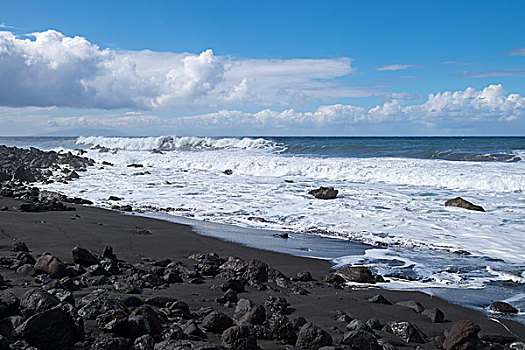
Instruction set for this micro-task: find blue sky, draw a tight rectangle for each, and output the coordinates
[1,0,524,135]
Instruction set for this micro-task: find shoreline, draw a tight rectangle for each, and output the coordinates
[1,195,524,348]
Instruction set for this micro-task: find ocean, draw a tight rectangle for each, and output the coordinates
[1,136,524,320]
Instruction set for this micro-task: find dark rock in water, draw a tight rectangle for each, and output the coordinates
[422,307,445,323]
[248,216,267,223]
[335,266,376,283]
[274,232,289,239]
[222,324,259,350]
[34,253,68,278]
[308,186,338,200]
[489,301,518,314]
[445,197,485,212]
[443,320,481,350]
[285,179,294,183]
[395,300,425,313]
[65,171,79,180]
[108,196,122,201]
[20,308,77,350]
[368,294,392,305]
[202,311,234,334]
[223,169,233,175]
[120,204,133,212]
[296,323,332,350]
[341,330,381,350]
[268,314,297,344]
[128,163,144,168]
[383,321,427,343]
[72,246,100,266]
[102,161,114,166]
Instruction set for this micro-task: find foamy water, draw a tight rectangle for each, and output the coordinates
[25,135,524,311]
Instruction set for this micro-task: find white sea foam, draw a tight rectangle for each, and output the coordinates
[40,139,525,292]
[76,136,282,151]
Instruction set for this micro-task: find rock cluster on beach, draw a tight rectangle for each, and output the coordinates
[0,241,522,350]
[0,146,94,212]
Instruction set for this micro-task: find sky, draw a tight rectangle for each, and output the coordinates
[1,0,525,136]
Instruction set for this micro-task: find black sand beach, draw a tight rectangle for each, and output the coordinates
[0,196,524,349]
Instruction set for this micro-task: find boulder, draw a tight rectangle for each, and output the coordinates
[78,290,125,320]
[0,292,20,318]
[268,314,296,344]
[383,321,427,343]
[72,246,100,266]
[92,334,131,350]
[20,289,59,314]
[154,340,224,350]
[264,296,288,315]
[295,271,313,282]
[308,187,338,200]
[19,308,77,350]
[368,294,391,305]
[422,307,445,323]
[202,311,234,334]
[489,301,518,314]
[34,253,68,278]
[134,334,155,350]
[341,330,381,350]
[295,323,332,350]
[130,305,163,335]
[443,320,481,350]
[445,197,485,212]
[335,266,376,283]
[395,300,425,313]
[238,305,266,325]
[221,324,259,350]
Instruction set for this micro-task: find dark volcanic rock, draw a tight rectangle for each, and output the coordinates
[383,321,427,343]
[341,330,381,350]
[268,314,296,344]
[443,320,481,350]
[92,334,131,350]
[445,197,485,212]
[20,289,60,314]
[19,308,77,350]
[34,253,68,278]
[221,324,258,350]
[154,340,224,350]
[295,323,332,350]
[295,271,313,282]
[308,186,338,200]
[264,296,288,315]
[238,305,266,325]
[422,307,445,323]
[489,301,518,314]
[72,246,100,266]
[130,305,163,335]
[368,294,392,305]
[202,311,234,334]
[12,242,29,253]
[335,266,376,283]
[0,292,20,318]
[395,300,425,313]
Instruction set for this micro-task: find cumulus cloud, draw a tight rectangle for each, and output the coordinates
[377,64,412,71]
[0,29,358,110]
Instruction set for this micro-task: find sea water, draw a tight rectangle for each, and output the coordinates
[1,136,524,320]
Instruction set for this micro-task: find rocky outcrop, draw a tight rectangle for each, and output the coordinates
[308,186,338,199]
[443,320,481,350]
[445,197,485,212]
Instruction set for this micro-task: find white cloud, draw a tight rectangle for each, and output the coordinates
[463,70,525,78]
[0,29,358,110]
[509,47,525,56]
[377,64,412,71]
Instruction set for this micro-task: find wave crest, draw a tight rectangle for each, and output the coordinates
[76,136,282,151]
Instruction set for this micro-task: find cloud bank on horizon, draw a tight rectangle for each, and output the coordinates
[0,29,524,135]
